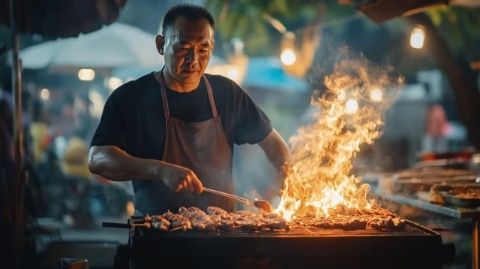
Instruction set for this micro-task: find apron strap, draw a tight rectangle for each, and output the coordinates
[159,71,217,119]
[204,76,218,118]
[159,71,170,120]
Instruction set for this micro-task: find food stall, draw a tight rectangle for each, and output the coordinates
[374,153,480,268]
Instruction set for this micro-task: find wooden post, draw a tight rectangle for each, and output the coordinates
[9,0,25,268]
[474,219,479,269]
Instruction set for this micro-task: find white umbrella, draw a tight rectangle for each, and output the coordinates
[20,23,163,69]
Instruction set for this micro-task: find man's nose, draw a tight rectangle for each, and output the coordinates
[185,48,198,64]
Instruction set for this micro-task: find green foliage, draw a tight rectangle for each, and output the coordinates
[426,6,480,58]
[205,0,355,55]
[206,0,479,65]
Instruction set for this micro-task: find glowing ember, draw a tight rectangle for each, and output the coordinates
[276,51,403,221]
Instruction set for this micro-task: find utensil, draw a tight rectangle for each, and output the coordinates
[203,187,273,212]
[102,222,148,228]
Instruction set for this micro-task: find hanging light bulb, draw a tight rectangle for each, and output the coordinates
[280,32,297,66]
[410,26,425,49]
[281,48,297,65]
[39,88,50,100]
[345,99,359,114]
[369,88,383,102]
[106,77,123,91]
[226,66,241,83]
[78,68,96,81]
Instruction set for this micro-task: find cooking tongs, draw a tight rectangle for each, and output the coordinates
[203,187,273,212]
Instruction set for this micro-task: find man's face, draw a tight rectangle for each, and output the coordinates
[158,16,214,88]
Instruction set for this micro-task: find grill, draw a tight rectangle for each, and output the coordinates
[109,217,454,269]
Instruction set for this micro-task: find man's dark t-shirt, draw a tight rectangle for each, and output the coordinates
[91,72,272,197]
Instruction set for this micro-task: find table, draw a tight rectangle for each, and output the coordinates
[376,191,480,269]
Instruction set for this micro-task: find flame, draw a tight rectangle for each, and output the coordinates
[276,52,403,221]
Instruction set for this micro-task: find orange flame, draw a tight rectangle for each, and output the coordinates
[276,52,403,221]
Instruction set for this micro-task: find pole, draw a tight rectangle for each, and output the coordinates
[474,219,479,269]
[9,0,25,268]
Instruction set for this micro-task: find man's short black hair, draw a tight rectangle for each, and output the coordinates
[162,4,215,35]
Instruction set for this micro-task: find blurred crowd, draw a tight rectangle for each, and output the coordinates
[0,87,132,243]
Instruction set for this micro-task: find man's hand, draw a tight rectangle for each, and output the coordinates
[89,145,204,193]
[162,163,204,193]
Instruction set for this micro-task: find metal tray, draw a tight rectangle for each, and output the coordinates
[443,193,480,207]
[431,183,480,207]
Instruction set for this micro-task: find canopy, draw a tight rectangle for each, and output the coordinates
[243,57,310,92]
[20,23,162,69]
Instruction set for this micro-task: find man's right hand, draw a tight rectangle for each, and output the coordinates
[161,163,204,193]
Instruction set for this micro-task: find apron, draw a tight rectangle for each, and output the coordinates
[134,72,234,215]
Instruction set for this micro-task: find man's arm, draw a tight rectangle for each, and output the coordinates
[258,129,290,195]
[88,145,203,192]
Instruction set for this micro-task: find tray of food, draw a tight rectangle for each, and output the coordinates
[430,183,480,207]
[393,177,476,195]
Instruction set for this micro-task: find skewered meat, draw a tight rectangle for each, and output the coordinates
[162,211,192,232]
[151,215,170,231]
[265,218,290,230]
[141,206,405,232]
[179,207,216,231]
[261,212,290,231]
[367,217,406,231]
[207,206,228,216]
[208,209,236,230]
[292,207,406,231]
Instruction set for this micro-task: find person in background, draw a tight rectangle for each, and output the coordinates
[60,137,94,227]
[62,137,93,179]
[422,103,449,153]
[88,4,290,215]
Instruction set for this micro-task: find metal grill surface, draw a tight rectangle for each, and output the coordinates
[124,219,452,269]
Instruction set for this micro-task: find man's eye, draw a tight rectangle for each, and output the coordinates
[175,46,189,51]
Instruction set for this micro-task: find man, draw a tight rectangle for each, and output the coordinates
[88,4,290,215]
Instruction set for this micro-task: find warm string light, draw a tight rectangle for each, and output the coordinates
[280,32,297,66]
[106,77,123,91]
[410,26,425,49]
[280,48,297,66]
[369,88,383,102]
[226,66,241,82]
[345,99,359,114]
[78,68,96,81]
[39,88,50,100]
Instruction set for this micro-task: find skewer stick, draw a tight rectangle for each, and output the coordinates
[203,187,252,205]
[169,226,185,232]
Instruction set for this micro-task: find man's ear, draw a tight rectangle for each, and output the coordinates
[155,35,165,55]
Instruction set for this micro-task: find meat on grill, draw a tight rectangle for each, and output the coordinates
[293,207,407,231]
[143,206,289,232]
[144,215,171,232]
[162,211,192,232]
[179,207,216,231]
[142,206,406,232]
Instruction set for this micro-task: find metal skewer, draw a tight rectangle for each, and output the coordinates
[203,187,252,205]
[202,187,273,212]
